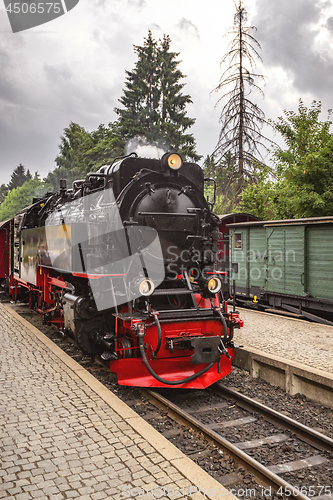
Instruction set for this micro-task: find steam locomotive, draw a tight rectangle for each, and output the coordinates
[0,152,243,388]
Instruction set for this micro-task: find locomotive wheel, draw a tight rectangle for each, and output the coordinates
[29,291,36,310]
[75,318,112,355]
[116,335,133,358]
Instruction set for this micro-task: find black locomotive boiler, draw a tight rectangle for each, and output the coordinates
[1,152,243,388]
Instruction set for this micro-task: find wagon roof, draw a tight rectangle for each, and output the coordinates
[219,213,260,224]
[227,215,333,227]
[0,219,11,229]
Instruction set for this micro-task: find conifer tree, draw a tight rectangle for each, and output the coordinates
[116,31,159,142]
[115,31,200,161]
[8,164,30,191]
[213,0,273,196]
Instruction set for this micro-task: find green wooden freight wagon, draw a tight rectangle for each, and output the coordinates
[228,216,333,320]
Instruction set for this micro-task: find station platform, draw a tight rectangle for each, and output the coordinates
[232,308,333,408]
[235,307,333,375]
[0,304,235,500]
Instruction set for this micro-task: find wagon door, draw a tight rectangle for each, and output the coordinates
[306,224,333,300]
[265,225,306,296]
[248,226,266,297]
[229,228,249,296]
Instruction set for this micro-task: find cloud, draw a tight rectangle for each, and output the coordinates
[327,16,333,31]
[2,0,332,186]
[92,0,145,8]
[178,17,200,40]
[44,63,73,82]
[253,0,333,98]
[128,0,146,8]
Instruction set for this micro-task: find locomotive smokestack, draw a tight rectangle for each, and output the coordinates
[59,178,67,194]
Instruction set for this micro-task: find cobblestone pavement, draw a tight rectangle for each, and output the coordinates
[0,304,233,500]
[235,308,333,374]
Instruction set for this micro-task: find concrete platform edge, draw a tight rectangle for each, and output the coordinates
[237,305,333,328]
[4,305,237,500]
[234,346,333,409]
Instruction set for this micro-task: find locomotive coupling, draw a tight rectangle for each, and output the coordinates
[218,338,231,360]
[134,322,145,339]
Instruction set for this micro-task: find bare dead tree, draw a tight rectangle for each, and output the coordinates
[212,0,273,197]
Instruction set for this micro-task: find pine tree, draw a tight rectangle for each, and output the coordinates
[116,31,159,142]
[115,31,200,161]
[213,0,273,197]
[157,35,198,159]
[8,164,30,191]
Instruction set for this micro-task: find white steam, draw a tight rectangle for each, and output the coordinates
[125,136,167,159]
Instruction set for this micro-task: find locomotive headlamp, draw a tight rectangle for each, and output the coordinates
[138,278,155,296]
[207,277,222,294]
[168,154,182,170]
[161,152,183,171]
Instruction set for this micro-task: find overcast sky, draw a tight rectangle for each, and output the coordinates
[0,0,333,185]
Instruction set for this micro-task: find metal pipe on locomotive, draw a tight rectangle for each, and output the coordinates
[4,152,243,388]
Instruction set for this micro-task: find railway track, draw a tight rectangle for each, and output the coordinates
[7,300,333,500]
[215,385,333,453]
[146,386,333,500]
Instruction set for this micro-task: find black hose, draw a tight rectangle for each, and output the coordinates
[210,298,228,342]
[151,312,162,358]
[138,335,215,386]
[219,308,228,343]
[210,298,231,359]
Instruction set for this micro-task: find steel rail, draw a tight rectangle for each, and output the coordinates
[147,389,313,500]
[216,384,333,453]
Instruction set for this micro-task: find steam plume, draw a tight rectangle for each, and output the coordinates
[125,136,167,159]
